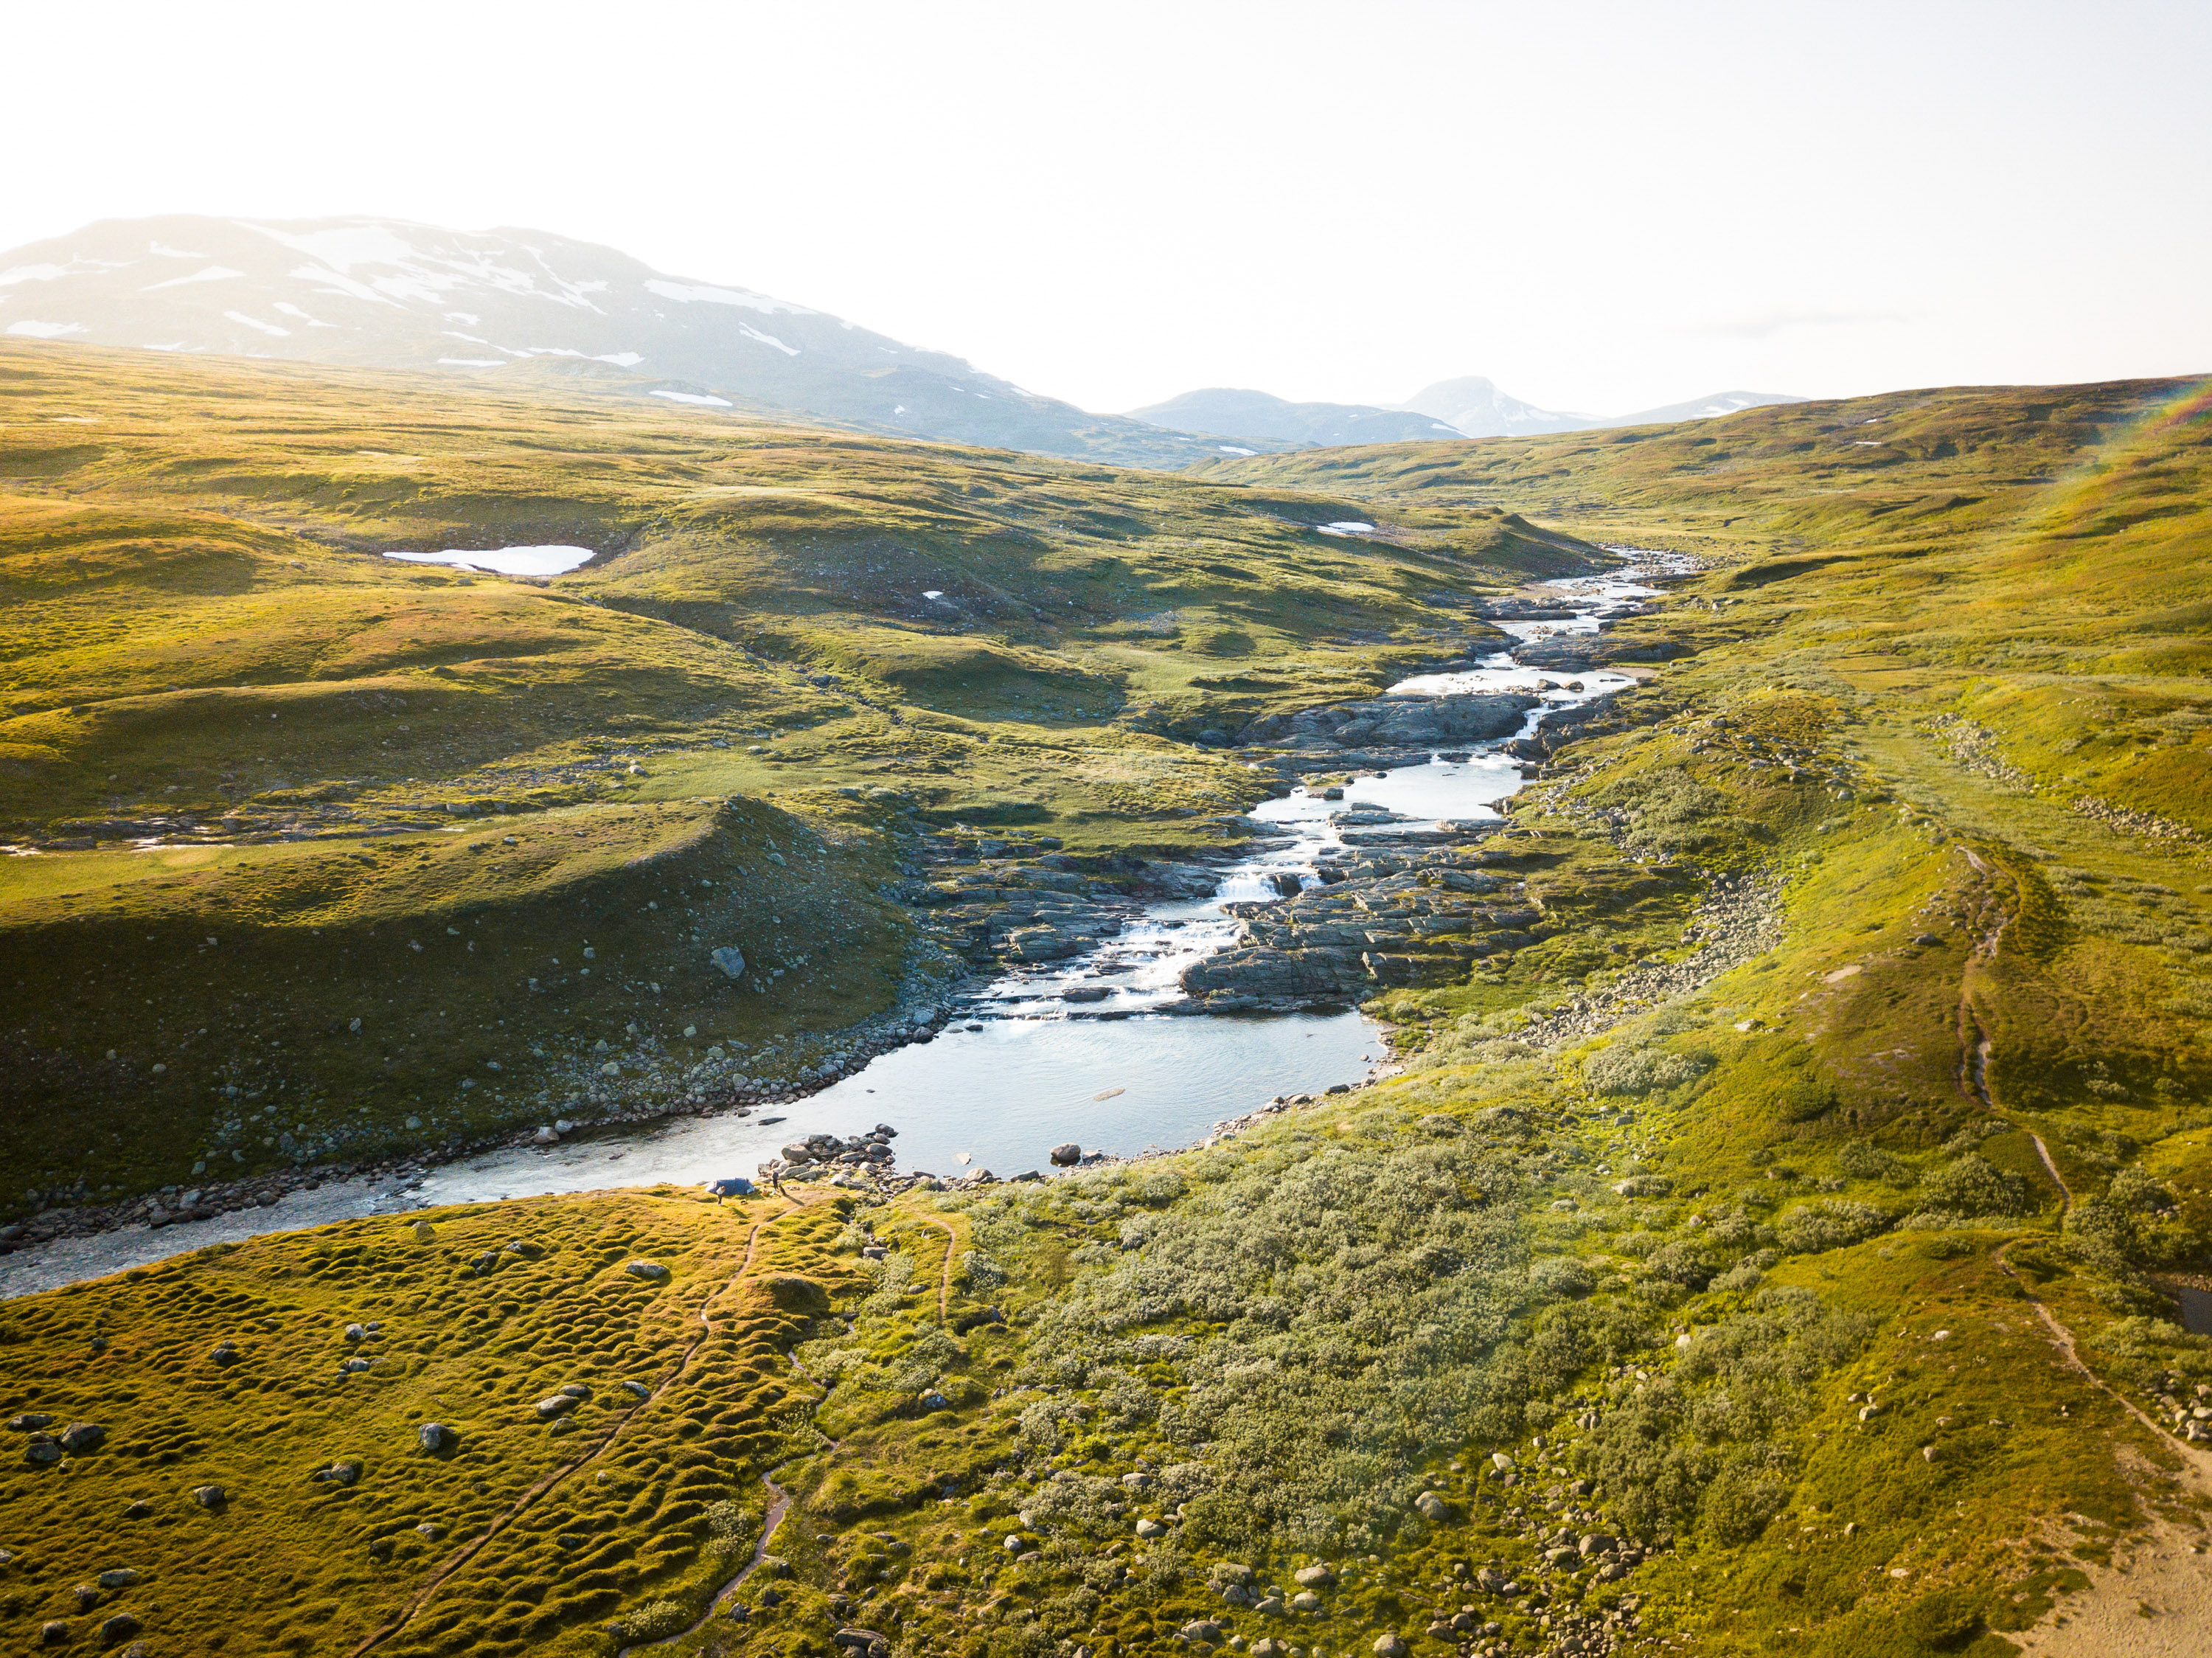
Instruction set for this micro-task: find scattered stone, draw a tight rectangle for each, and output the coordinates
[535,1393,582,1421]
[1295,1563,1335,1586]
[917,1390,952,1411]
[1414,1490,1450,1522]
[23,1435,62,1465]
[96,1569,141,1589]
[210,1340,240,1367]
[1135,1518,1168,1539]
[711,946,748,979]
[100,1613,142,1644]
[623,1259,669,1282]
[417,1523,445,1539]
[192,1485,225,1508]
[532,1125,560,1145]
[58,1423,105,1454]
[312,1461,361,1486]
[417,1423,448,1452]
[1180,1620,1225,1645]
[8,1412,55,1432]
[40,1623,68,1648]
[1050,1142,1082,1167]
[410,1221,436,1244]
[1373,1635,1408,1658]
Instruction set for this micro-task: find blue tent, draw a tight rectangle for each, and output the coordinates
[705,1177,756,1199]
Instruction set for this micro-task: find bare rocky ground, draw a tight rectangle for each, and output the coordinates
[1515,869,1785,1050]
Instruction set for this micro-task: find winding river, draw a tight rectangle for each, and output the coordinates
[0,555,1674,1296]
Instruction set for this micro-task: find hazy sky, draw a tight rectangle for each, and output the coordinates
[7,1,2207,415]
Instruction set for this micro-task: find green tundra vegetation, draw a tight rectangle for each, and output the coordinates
[0,342,1596,1201]
[3,349,2212,1658]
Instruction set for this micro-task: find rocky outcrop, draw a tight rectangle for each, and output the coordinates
[1179,837,1546,1006]
[1238,692,1538,757]
[1513,633,1686,670]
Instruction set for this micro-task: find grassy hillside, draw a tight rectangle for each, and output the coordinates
[0,341,1601,1207]
[4,357,2211,1657]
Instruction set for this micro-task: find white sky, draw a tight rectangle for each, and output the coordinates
[5,1,2208,416]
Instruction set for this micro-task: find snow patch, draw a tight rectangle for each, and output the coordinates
[0,265,70,288]
[224,311,291,337]
[291,263,397,306]
[246,222,420,272]
[1217,445,1256,456]
[738,322,799,355]
[445,311,481,325]
[439,358,507,368]
[273,302,335,327]
[1315,521,1377,537]
[384,545,595,576]
[140,264,243,292]
[148,242,209,259]
[643,278,813,316]
[518,346,643,367]
[650,389,733,407]
[6,320,86,339]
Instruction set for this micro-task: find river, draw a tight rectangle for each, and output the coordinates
[0,555,1673,1296]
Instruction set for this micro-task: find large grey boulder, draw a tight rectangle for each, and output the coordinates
[710,946,747,979]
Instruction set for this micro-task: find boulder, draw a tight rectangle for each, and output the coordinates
[534,1394,581,1421]
[58,1423,105,1454]
[1180,1621,1224,1645]
[710,946,748,979]
[623,1260,669,1282]
[1135,1518,1168,1539]
[24,1435,63,1466]
[8,1412,55,1431]
[1413,1490,1450,1522]
[1374,1636,1408,1658]
[418,1423,448,1452]
[1050,1143,1082,1166]
[95,1570,140,1590]
[1294,1563,1336,1586]
[192,1485,225,1508]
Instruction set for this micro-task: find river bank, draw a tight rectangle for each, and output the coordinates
[0,552,1689,1297]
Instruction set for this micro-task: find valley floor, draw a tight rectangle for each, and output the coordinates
[3,354,2211,1657]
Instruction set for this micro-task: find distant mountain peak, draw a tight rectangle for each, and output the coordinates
[1124,387,1463,448]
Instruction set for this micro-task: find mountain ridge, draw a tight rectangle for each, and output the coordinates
[0,213,1279,468]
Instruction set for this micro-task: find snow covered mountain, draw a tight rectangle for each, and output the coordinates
[1395,376,1806,437]
[1607,389,1808,425]
[0,215,1249,467]
[1394,375,1600,437]
[1125,388,1462,448]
